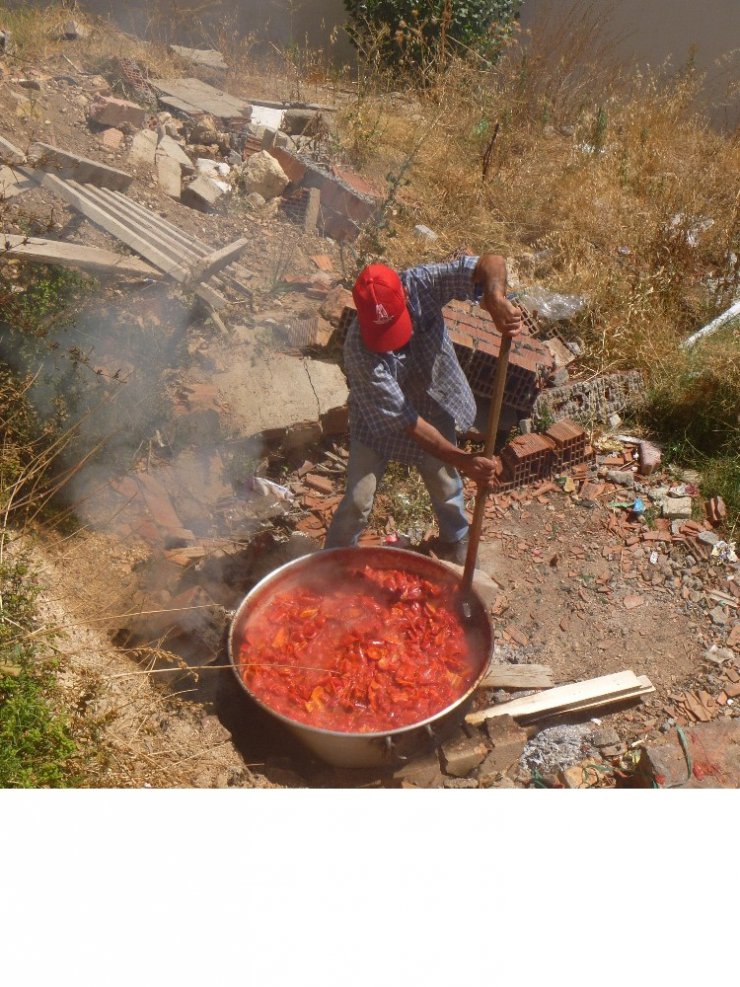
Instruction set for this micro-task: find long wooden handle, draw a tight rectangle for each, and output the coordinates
[461,333,512,594]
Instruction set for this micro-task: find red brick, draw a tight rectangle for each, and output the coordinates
[304,473,335,495]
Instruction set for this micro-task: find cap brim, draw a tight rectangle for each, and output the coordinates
[359,307,413,352]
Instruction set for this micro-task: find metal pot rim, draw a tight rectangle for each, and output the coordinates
[227,546,492,741]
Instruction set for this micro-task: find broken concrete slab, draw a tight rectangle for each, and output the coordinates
[151,77,251,124]
[662,496,693,519]
[0,233,161,278]
[181,175,228,212]
[27,142,133,190]
[156,153,181,198]
[169,45,228,71]
[0,135,26,165]
[156,134,194,173]
[129,128,158,165]
[213,350,348,446]
[88,95,146,129]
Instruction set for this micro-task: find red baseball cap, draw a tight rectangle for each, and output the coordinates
[352,264,413,352]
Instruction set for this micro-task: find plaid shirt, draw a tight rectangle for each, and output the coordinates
[344,255,479,466]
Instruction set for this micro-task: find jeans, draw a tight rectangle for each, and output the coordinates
[325,433,468,549]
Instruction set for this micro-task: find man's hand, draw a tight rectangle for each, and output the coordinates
[482,292,522,339]
[458,452,504,489]
[473,252,523,339]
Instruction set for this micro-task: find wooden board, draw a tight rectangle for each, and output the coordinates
[466,671,648,725]
[1,234,160,277]
[478,664,555,690]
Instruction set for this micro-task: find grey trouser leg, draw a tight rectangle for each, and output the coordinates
[324,439,388,548]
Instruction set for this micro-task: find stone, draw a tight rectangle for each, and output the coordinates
[697,530,720,547]
[128,129,156,168]
[169,45,228,71]
[281,108,323,136]
[519,418,533,434]
[441,733,489,777]
[559,763,601,788]
[181,175,228,212]
[607,470,635,488]
[414,224,438,240]
[607,413,622,429]
[703,646,735,666]
[245,191,266,209]
[393,750,443,788]
[442,777,479,788]
[710,606,729,626]
[239,150,289,200]
[592,727,620,747]
[477,715,527,775]
[156,134,194,173]
[638,440,662,476]
[99,127,123,150]
[303,186,321,234]
[156,153,181,198]
[88,95,146,129]
[662,496,692,519]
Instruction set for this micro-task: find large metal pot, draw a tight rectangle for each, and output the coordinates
[228,546,492,769]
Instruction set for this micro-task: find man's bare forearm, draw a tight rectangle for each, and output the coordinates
[404,417,499,485]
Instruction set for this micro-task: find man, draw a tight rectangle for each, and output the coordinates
[325,253,522,563]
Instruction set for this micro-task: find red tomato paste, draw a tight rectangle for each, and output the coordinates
[237,564,480,733]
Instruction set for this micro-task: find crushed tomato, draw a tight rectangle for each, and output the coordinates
[237,564,479,733]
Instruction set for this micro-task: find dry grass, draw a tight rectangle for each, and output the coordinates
[335,4,740,369]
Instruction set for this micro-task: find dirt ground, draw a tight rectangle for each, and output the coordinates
[2,33,738,788]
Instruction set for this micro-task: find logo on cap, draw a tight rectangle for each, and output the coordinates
[374,303,392,325]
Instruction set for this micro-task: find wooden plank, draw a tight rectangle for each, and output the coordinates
[478,663,555,690]
[0,234,161,277]
[466,671,645,726]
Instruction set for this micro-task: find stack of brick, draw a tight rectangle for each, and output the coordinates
[499,419,591,488]
[545,419,591,469]
[500,433,557,487]
[443,299,554,415]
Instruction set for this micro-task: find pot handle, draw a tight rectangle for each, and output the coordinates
[384,724,439,763]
